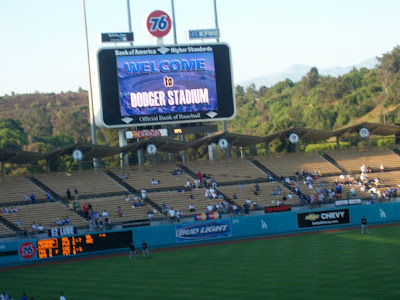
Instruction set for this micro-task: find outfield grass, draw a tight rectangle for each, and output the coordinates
[1,225,400,300]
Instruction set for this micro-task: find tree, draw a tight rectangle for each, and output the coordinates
[24,106,54,137]
[301,67,320,92]
[0,118,27,149]
[55,107,90,143]
[377,46,400,95]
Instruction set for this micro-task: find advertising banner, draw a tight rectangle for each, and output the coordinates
[122,219,151,228]
[48,226,77,237]
[265,205,291,213]
[194,211,221,221]
[297,209,350,229]
[176,220,230,242]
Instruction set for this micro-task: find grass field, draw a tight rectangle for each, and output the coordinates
[1,225,400,300]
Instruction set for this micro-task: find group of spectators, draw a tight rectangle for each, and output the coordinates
[124,194,145,208]
[81,203,111,230]
[65,188,79,201]
[0,207,18,215]
[52,216,71,227]
[333,163,397,202]
[164,206,182,223]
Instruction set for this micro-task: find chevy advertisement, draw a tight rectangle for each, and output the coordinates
[297,209,350,229]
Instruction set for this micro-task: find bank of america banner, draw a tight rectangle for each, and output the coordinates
[176,221,231,243]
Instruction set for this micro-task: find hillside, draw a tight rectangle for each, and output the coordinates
[228,46,400,142]
[1,46,400,159]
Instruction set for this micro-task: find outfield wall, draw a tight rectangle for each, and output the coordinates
[1,202,399,267]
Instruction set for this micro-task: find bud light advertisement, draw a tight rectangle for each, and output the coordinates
[176,221,231,243]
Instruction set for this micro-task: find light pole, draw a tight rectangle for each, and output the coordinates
[82,0,99,168]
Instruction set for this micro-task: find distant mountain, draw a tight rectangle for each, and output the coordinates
[239,57,378,88]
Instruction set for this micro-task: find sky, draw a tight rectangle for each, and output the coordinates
[1,0,400,96]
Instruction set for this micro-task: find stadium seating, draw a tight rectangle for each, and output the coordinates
[33,169,128,198]
[181,158,267,184]
[254,152,342,177]
[217,182,297,207]
[0,222,16,237]
[148,188,208,216]
[0,176,46,205]
[2,146,400,238]
[1,202,88,233]
[326,146,400,172]
[110,163,194,191]
[76,195,153,222]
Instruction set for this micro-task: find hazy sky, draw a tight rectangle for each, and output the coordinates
[1,0,400,95]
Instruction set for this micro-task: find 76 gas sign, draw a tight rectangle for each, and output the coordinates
[19,242,36,259]
[146,10,172,38]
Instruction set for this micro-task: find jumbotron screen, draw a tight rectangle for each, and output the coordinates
[93,43,235,128]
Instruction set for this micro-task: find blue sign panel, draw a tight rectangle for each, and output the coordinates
[187,29,220,40]
[176,220,230,242]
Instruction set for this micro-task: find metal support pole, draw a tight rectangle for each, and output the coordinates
[213,0,220,43]
[82,0,99,169]
[119,129,129,167]
[171,0,178,44]
[127,0,133,33]
[181,135,187,162]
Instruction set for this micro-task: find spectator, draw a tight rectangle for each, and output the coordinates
[176,210,182,222]
[197,171,202,183]
[380,163,385,172]
[82,203,89,219]
[117,206,124,217]
[31,222,37,234]
[105,217,112,230]
[141,188,147,200]
[24,194,30,205]
[66,188,71,200]
[168,207,175,222]
[30,194,37,204]
[74,188,79,200]
[148,210,154,221]
[37,223,44,233]
[243,202,250,214]
[125,194,130,202]
[189,203,195,212]
[45,192,52,202]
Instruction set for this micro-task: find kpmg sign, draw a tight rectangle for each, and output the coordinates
[187,29,220,40]
[176,221,230,242]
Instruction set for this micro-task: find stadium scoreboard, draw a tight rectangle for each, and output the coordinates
[93,43,235,128]
[36,231,132,259]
